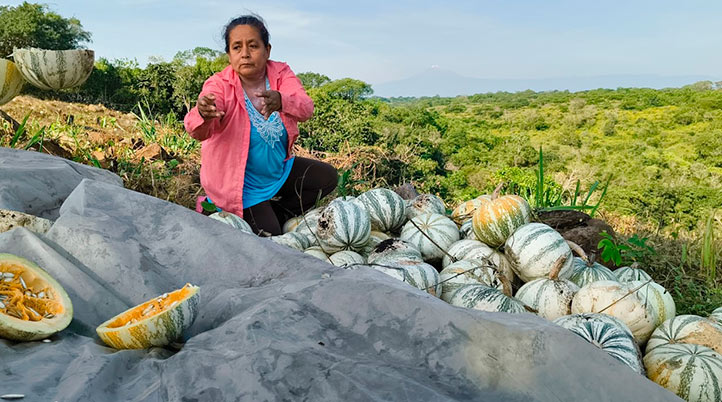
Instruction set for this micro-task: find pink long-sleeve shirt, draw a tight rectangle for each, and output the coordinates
[184,61,314,217]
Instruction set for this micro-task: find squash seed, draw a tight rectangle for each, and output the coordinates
[2,272,14,278]
[0,301,5,309]
[0,394,25,400]
[2,277,12,283]
[19,276,26,289]
[37,292,45,299]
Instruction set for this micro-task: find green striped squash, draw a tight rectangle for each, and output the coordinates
[0,59,24,106]
[372,261,441,297]
[472,185,531,247]
[96,283,199,349]
[571,280,658,345]
[567,257,618,288]
[13,48,95,90]
[356,188,407,233]
[406,194,446,220]
[504,223,573,282]
[554,313,644,375]
[209,211,253,234]
[439,259,502,302]
[614,264,653,282]
[400,213,459,262]
[448,284,527,314]
[329,250,365,267]
[292,207,323,245]
[450,195,491,225]
[515,257,579,320]
[358,231,390,258]
[643,343,722,402]
[304,246,329,261]
[630,280,676,326]
[646,315,722,356]
[459,219,475,240]
[711,307,722,326]
[441,239,515,282]
[367,238,423,265]
[270,232,311,251]
[316,200,371,253]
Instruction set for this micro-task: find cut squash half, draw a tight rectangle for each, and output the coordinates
[96,283,200,349]
[0,253,73,341]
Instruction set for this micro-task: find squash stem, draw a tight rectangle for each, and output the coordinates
[548,255,567,280]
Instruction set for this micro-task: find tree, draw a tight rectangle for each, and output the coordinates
[0,2,91,58]
[297,72,331,89]
[312,78,373,101]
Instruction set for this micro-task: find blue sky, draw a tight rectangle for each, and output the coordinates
[6,1,722,85]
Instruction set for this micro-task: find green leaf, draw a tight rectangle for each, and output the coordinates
[201,200,218,213]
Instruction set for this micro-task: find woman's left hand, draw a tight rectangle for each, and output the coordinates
[255,90,282,119]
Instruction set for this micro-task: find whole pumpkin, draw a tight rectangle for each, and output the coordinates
[450,195,491,225]
[646,315,722,356]
[504,223,573,282]
[316,199,371,253]
[571,280,658,345]
[565,242,618,288]
[356,188,407,233]
[472,184,531,247]
[439,259,502,302]
[554,313,644,375]
[400,213,459,263]
[643,343,722,402]
[515,256,579,320]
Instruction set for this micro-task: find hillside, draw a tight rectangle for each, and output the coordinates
[1,86,720,315]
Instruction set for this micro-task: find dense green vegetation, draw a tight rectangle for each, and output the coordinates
[1,3,720,314]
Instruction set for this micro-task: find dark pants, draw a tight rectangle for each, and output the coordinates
[243,157,337,236]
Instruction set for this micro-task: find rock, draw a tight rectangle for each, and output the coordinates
[393,182,419,200]
[538,210,616,260]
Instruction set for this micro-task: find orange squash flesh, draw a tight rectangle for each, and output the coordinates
[105,284,195,328]
[0,261,64,321]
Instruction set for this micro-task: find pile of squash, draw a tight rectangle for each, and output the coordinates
[209,185,721,402]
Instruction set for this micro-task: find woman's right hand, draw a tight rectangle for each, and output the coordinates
[198,94,225,120]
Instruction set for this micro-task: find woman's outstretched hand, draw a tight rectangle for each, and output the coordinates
[255,90,282,119]
[198,94,225,120]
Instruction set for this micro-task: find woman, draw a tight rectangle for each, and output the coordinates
[184,15,337,236]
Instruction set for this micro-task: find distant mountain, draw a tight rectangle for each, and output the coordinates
[371,67,718,98]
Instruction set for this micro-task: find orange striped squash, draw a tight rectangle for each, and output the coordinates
[472,184,531,247]
[450,195,491,225]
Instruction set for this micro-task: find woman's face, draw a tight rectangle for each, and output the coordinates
[227,24,270,82]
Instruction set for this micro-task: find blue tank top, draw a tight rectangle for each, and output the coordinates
[241,77,294,209]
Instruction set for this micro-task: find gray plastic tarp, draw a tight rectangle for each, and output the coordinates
[0,148,680,401]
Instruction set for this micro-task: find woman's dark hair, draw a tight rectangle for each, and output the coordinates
[223,14,270,52]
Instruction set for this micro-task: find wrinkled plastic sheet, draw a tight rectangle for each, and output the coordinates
[0,147,122,219]
[0,149,680,401]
